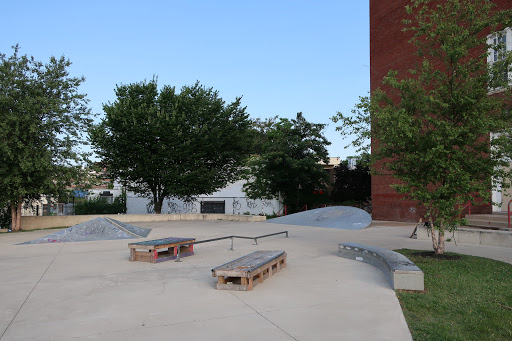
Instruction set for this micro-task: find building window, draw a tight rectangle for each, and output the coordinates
[347,157,357,170]
[488,27,512,89]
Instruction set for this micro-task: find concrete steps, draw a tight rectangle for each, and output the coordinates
[465,213,510,230]
[416,213,512,248]
[416,225,512,248]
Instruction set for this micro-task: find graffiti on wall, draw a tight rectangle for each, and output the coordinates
[246,199,258,210]
[232,199,242,213]
[183,202,198,213]
[262,201,275,210]
[130,195,279,215]
[168,202,181,214]
[166,200,201,214]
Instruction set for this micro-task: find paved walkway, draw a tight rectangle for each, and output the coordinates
[1,220,510,341]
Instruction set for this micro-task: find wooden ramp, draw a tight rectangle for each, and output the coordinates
[212,250,287,291]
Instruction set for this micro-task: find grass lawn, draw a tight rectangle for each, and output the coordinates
[395,249,512,341]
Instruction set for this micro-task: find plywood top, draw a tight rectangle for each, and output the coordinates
[128,237,195,247]
[212,250,285,273]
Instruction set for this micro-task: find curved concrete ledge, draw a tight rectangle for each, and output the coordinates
[338,243,424,291]
[20,213,266,230]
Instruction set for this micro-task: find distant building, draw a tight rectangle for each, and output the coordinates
[127,157,343,215]
[126,180,282,216]
[347,157,357,170]
[318,157,341,193]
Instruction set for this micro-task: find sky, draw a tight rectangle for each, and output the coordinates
[0,1,370,160]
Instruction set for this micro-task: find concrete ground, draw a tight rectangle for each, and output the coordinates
[1,220,511,341]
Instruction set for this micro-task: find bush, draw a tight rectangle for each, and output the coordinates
[74,195,126,215]
[332,163,371,203]
[0,206,10,229]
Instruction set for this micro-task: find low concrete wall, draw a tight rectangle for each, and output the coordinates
[417,226,512,248]
[20,214,266,230]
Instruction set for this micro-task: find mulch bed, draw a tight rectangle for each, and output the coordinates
[411,251,461,260]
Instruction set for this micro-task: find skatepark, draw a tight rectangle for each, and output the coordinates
[1,210,511,341]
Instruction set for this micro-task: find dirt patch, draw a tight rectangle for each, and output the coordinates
[411,251,461,260]
[397,289,427,294]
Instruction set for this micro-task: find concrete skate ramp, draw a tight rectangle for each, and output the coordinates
[18,217,151,244]
[266,206,371,230]
[103,217,151,238]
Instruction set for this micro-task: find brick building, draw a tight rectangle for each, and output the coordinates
[370,0,512,221]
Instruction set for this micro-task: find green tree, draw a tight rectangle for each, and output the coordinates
[332,159,371,204]
[74,193,126,215]
[345,0,512,254]
[90,80,252,214]
[247,116,279,155]
[331,95,372,155]
[243,113,331,213]
[0,46,92,230]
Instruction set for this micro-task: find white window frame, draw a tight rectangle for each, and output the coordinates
[487,27,512,91]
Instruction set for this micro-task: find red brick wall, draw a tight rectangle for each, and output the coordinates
[369,0,511,221]
[370,0,416,221]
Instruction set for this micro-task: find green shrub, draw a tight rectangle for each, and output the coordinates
[74,195,126,215]
[0,206,10,229]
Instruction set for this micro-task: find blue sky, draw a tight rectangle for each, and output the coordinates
[1,1,369,159]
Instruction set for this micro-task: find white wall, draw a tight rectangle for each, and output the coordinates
[492,162,512,212]
[126,180,282,216]
[501,164,512,212]
[87,181,123,201]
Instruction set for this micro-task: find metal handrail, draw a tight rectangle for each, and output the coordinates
[277,205,287,217]
[508,199,512,229]
[175,231,289,261]
[463,202,471,215]
[458,201,471,219]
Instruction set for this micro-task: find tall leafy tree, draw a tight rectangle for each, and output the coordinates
[90,80,251,214]
[243,113,331,213]
[332,156,371,203]
[331,95,372,155]
[247,116,279,155]
[346,0,512,254]
[0,46,92,230]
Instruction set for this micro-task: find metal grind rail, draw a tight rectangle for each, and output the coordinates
[175,231,289,262]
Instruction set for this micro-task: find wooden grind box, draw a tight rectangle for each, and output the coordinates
[128,237,195,263]
[212,250,287,291]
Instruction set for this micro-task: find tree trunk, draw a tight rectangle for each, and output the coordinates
[436,228,445,255]
[429,218,445,255]
[430,219,439,252]
[430,219,444,255]
[10,197,22,231]
[10,203,17,231]
[153,192,164,214]
[154,199,162,214]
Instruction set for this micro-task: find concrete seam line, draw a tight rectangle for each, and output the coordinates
[185,259,297,340]
[0,243,66,340]
[230,293,298,341]
[73,312,259,339]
